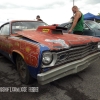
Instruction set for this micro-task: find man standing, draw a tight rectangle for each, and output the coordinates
[36,15,43,21]
[68,6,84,35]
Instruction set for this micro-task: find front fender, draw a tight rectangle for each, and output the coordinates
[12,50,24,59]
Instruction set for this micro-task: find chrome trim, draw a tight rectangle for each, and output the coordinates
[42,53,57,68]
[37,52,100,85]
[55,43,98,65]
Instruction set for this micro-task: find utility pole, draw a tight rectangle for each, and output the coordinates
[73,0,74,6]
[73,0,74,16]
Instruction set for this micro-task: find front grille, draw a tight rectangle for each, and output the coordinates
[55,43,98,65]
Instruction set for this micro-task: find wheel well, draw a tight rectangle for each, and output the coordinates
[12,52,22,64]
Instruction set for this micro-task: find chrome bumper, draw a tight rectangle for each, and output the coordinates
[37,52,100,85]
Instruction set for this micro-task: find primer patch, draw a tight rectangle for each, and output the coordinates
[45,39,69,49]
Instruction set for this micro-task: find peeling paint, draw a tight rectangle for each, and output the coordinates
[45,39,70,49]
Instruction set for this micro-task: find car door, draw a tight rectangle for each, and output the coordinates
[93,29,100,37]
[62,23,72,33]
[83,23,95,36]
[0,23,11,56]
[93,23,100,37]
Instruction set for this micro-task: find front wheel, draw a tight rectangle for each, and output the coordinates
[16,55,33,84]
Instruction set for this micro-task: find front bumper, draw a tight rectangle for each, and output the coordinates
[37,52,100,85]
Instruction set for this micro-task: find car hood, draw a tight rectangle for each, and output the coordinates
[17,30,100,50]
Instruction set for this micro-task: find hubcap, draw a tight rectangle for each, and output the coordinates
[17,57,26,79]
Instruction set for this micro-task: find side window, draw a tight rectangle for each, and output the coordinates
[84,23,89,29]
[83,23,94,36]
[64,23,71,29]
[0,24,10,35]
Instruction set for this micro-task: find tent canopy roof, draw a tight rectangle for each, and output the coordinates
[84,12,100,20]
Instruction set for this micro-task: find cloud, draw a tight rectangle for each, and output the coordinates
[0,0,66,10]
[0,3,19,9]
[69,0,100,5]
[25,1,66,10]
[85,0,100,4]
[0,0,100,25]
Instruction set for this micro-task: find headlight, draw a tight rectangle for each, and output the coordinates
[42,52,53,65]
[98,42,100,50]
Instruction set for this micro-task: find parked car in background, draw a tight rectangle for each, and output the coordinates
[58,20,100,37]
[0,20,100,85]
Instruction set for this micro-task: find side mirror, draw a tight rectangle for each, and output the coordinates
[84,27,90,30]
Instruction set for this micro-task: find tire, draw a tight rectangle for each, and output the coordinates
[16,55,33,84]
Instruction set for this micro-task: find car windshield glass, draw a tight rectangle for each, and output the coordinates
[12,21,48,33]
[86,21,100,29]
[58,22,71,27]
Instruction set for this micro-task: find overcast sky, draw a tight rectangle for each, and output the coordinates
[0,0,100,25]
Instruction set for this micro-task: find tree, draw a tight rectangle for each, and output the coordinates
[98,13,100,16]
[96,13,100,23]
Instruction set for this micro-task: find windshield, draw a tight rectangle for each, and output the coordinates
[85,21,100,29]
[11,21,48,33]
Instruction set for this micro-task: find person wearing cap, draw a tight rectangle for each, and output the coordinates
[36,15,43,21]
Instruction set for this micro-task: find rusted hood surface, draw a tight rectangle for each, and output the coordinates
[17,30,100,50]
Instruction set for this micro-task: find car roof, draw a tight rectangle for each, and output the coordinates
[10,20,42,23]
[59,20,96,26]
[0,20,46,26]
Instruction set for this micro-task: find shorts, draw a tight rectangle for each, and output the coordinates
[73,31,83,35]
